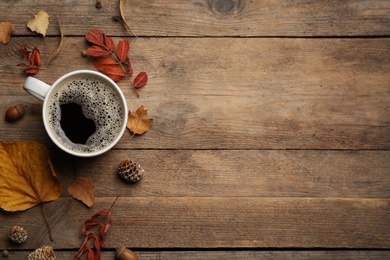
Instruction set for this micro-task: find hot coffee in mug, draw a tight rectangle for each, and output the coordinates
[23,70,128,157]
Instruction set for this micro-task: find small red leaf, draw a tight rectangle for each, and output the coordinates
[86,46,111,57]
[17,63,30,67]
[21,44,30,62]
[133,72,148,88]
[101,66,126,82]
[24,68,39,75]
[94,236,101,259]
[127,62,133,76]
[87,249,95,260]
[104,35,115,52]
[86,28,105,47]
[116,40,129,62]
[30,47,41,67]
[93,57,119,71]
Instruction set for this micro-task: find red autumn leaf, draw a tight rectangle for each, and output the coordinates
[104,34,115,52]
[116,40,129,62]
[93,57,119,71]
[86,28,105,47]
[94,236,101,259]
[133,72,148,88]
[17,63,30,67]
[86,46,111,57]
[30,47,41,67]
[87,249,94,260]
[21,45,30,62]
[101,66,126,82]
[125,58,133,76]
[81,220,99,236]
[24,68,40,75]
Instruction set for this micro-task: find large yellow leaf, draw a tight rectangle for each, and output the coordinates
[27,10,49,36]
[0,141,62,211]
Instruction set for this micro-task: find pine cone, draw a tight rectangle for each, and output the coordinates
[118,160,144,183]
[8,226,27,244]
[27,246,56,260]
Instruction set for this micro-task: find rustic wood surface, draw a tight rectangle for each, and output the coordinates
[0,0,389,259]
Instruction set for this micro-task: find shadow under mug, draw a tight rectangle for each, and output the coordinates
[23,70,128,157]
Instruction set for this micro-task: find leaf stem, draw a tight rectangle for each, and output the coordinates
[101,41,139,98]
[41,203,54,241]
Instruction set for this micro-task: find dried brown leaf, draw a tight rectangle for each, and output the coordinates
[0,22,14,44]
[127,105,153,135]
[68,177,95,208]
[0,141,62,211]
[27,10,49,36]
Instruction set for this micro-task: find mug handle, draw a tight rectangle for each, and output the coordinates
[23,76,51,101]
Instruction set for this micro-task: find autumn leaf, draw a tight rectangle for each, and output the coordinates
[86,46,111,57]
[86,28,105,47]
[0,22,14,44]
[27,10,50,36]
[127,105,153,135]
[17,45,42,75]
[101,66,126,82]
[0,141,62,212]
[133,72,148,88]
[104,34,115,52]
[30,47,41,67]
[68,177,95,208]
[93,57,119,71]
[116,40,129,62]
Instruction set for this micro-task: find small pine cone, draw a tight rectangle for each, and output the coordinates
[8,226,27,244]
[118,160,144,183]
[27,246,56,260]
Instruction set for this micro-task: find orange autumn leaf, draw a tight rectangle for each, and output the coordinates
[0,141,62,212]
[68,177,95,208]
[0,22,14,44]
[127,105,153,135]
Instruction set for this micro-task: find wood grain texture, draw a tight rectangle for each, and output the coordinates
[0,197,389,249]
[1,250,390,260]
[50,150,390,198]
[1,0,389,37]
[0,0,389,256]
[1,37,389,149]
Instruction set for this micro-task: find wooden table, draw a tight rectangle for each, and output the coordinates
[1,0,389,259]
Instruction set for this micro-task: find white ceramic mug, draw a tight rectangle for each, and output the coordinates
[23,70,128,157]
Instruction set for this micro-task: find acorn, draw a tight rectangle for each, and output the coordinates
[5,104,25,122]
[116,247,139,260]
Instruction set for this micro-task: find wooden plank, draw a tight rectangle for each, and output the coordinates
[1,0,389,37]
[50,150,390,198]
[2,250,390,260]
[1,37,389,149]
[0,197,389,249]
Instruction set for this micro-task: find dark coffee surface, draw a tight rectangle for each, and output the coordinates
[60,103,96,144]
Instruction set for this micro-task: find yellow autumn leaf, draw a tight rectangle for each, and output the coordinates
[126,105,153,135]
[27,10,49,36]
[0,22,14,44]
[68,177,95,208]
[0,141,62,212]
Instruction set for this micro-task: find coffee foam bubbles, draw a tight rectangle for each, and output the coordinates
[47,75,124,153]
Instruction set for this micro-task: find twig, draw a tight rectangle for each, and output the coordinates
[47,13,64,64]
[41,203,54,241]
